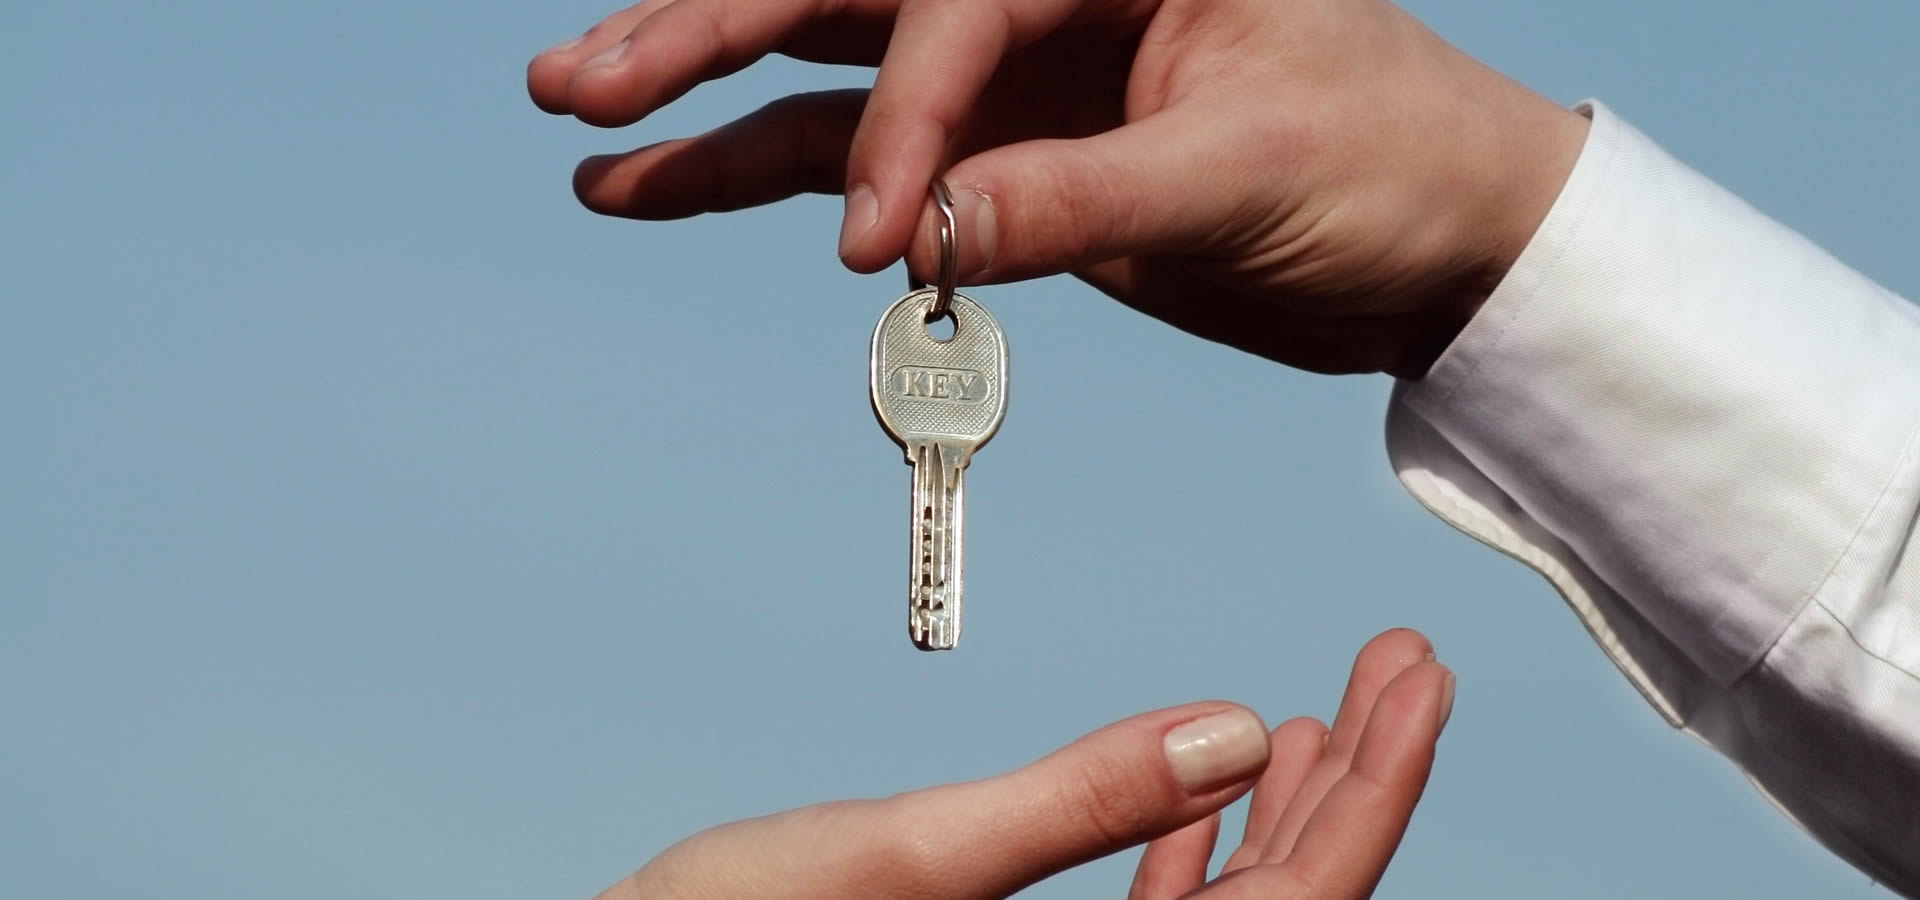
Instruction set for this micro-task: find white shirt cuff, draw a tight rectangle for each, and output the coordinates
[1384,100,1920,890]
[1393,100,1920,684]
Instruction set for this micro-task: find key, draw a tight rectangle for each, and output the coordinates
[870,287,1009,650]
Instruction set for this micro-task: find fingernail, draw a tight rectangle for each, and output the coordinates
[950,188,997,277]
[582,39,628,70]
[1163,709,1268,793]
[1438,673,1456,729]
[544,35,585,55]
[839,184,878,260]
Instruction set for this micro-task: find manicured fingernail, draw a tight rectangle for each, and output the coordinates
[1438,673,1456,729]
[1163,709,1268,792]
[582,39,628,70]
[950,188,996,277]
[544,35,585,55]
[839,184,878,260]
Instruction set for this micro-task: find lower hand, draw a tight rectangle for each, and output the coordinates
[589,629,1451,899]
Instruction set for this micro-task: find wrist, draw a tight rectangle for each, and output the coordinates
[1396,90,1590,380]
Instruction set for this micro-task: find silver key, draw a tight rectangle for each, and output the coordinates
[869,287,1009,650]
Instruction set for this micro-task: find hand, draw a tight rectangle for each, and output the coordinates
[588,629,1451,899]
[527,0,1589,378]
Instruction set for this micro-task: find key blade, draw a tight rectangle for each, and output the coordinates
[907,443,965,651]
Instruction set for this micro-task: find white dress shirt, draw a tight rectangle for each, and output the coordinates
[1388,102,1920,894]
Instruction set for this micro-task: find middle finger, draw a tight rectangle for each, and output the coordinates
[562,0,898,128]
[1259,628,1434,860]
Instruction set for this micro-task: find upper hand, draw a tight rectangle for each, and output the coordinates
[587,629,1451,899]
[527,0,1589,378]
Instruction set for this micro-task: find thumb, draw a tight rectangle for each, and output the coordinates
[910,111,1256,286]
[601,703,1271,900]
[888,702,1272,899]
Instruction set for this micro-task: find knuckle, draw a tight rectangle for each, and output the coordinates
[1211,862,1317,898]
[1243,106,1310,157]
[692,5,733,61]
[848,103,917,159]
[1019,145,1115,266]
[1060,752,1153,848]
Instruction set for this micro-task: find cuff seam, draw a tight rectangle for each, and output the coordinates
[1419,101,1624,410]
[1734,405,1920,685]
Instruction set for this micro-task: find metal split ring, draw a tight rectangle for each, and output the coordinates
[907,179,959,322]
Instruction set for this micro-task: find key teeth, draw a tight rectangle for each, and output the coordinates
[910,609,960,651]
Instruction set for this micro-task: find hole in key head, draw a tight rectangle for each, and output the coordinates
[924,311,956,342]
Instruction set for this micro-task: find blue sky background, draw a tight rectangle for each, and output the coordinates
[4,1,1916,897]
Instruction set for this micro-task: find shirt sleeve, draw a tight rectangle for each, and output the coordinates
[1387,101,1920,893]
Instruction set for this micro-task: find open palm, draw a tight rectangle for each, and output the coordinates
[588,630,1451,900]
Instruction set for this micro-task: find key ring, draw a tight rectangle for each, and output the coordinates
[906,178,959,322]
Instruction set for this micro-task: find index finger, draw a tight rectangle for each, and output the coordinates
[836,0,1085,272]
[562,0,893,128]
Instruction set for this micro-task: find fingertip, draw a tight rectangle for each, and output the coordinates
[564,45,652,128]
[1224,715,1328,869]
[1359,628,1435,669]
[1272,716,1331,753]
[572,153,623,214]
[567,80,643,130]
[1163,705,1270,794]
[955,187,997,279]
[527,47,582,114]
[835,178,897,272]
[837,246,897,276]
[837,213,903,274]
[841,115,954,276]
[838,183,882,267]
[1362,661,1454,755]
[1324,630,1438,762]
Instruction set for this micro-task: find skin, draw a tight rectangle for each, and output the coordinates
[525,0,1590,377]
[588,629,1453,899]
[526,4,1562,892]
